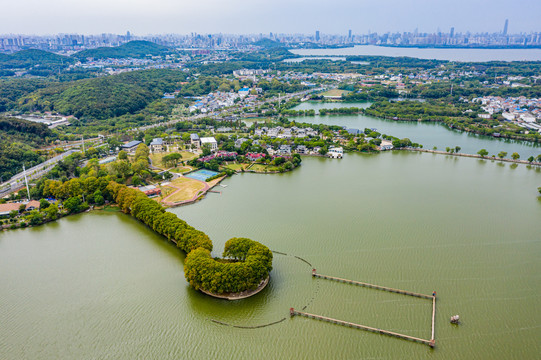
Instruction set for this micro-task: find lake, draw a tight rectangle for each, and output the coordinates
[290,101,541,159]
[290,45,541,62]
[1,151,540,359]
[284,56,347,63]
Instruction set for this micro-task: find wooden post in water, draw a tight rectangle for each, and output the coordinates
[431,291,436,347]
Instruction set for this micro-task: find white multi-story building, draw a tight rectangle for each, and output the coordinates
[200,137,218,152]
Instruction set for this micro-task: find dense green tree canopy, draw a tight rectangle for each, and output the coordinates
[106,182,272,295]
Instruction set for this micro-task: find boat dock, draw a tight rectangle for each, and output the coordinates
[293,270,436,348]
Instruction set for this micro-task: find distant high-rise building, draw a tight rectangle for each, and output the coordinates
[450,27,455,38]
[315,30,320,41]
[348,29,352,39]
[503,19,509,35]
[126,31,131,40]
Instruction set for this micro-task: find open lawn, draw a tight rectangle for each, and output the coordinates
[149,151,198,169]
[224,163,249,171]
[248,164,281,172]
[158,185,176,198]
[171,165,194,173]
[160,177,206,203]
[320,89,351,97]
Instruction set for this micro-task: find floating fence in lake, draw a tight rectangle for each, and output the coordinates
[289,270,437,348]
[289,308,435,347]
[210,317,286,329]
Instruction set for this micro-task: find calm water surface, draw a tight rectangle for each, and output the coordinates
[1,152,540,359]
[284,56,347,63]
[290,45,541,62]
[291,101,541,158]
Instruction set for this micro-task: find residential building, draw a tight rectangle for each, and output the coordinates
[0,200,41,217]
[190,134,201,148]
[121,140,142,154]
[200,137,218,152]
[327,147,344,158]
[149,138,164,152]
[235,138,249,148]
[379,140,394,151]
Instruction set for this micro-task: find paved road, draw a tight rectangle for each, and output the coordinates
[0,149,80,196]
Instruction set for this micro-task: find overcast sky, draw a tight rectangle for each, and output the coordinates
[2,0,540,35]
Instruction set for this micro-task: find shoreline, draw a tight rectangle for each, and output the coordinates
[199,276,270,300]
[407,148,541,165]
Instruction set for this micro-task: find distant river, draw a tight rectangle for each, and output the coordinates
[290,101,541,158]
[290,45,541,62]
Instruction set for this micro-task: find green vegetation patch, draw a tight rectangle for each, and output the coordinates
[17,69,187,120]
[108,182,273,295]
[74,41,171,60]
[185,238,273,294]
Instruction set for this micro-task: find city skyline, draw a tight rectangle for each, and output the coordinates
[1,0,540,35]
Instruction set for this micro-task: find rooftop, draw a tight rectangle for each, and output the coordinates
[122,140,142,149]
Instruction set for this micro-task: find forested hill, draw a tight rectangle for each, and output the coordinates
[0,49,74,69]
[17,69,187,119]
[0,49,75,77]
[0,78,53,112]
[0,117,55,146]
[73,41,172,60]
[0,117,56,180]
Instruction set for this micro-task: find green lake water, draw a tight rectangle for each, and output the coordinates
[1,151,540,359]
[290,101,541,159]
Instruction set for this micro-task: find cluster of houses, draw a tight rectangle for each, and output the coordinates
[121,139,165,154]
[197,150,295,163]
[197,150,238,163]
[190,134,218,151]
[472,96,541,121]
[471,96,541,133]
[188,88,260,113]
[254,126,319,139]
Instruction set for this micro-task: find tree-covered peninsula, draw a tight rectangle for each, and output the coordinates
[107,182,273,296]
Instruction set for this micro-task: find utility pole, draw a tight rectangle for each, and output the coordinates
[23,164,30,200]
[450,84,453,96]
[82,136,85,153]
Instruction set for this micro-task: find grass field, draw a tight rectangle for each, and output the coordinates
[248,164,281,172]
[224,163,249,171]
[320,89,351,97]
[161,177,206,203]
[170,166,194,173]
[159,185,176,198]
[149,151,198,169]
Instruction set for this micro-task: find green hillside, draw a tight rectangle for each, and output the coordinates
[74,40,172,60]
[0,49,74,76]
[17,69,186,119]
[0,117,56,180]
[0,78,53,112]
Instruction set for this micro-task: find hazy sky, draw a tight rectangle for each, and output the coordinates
[2,0,540,35]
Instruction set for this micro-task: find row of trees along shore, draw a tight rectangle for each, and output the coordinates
[107,182,273,294]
